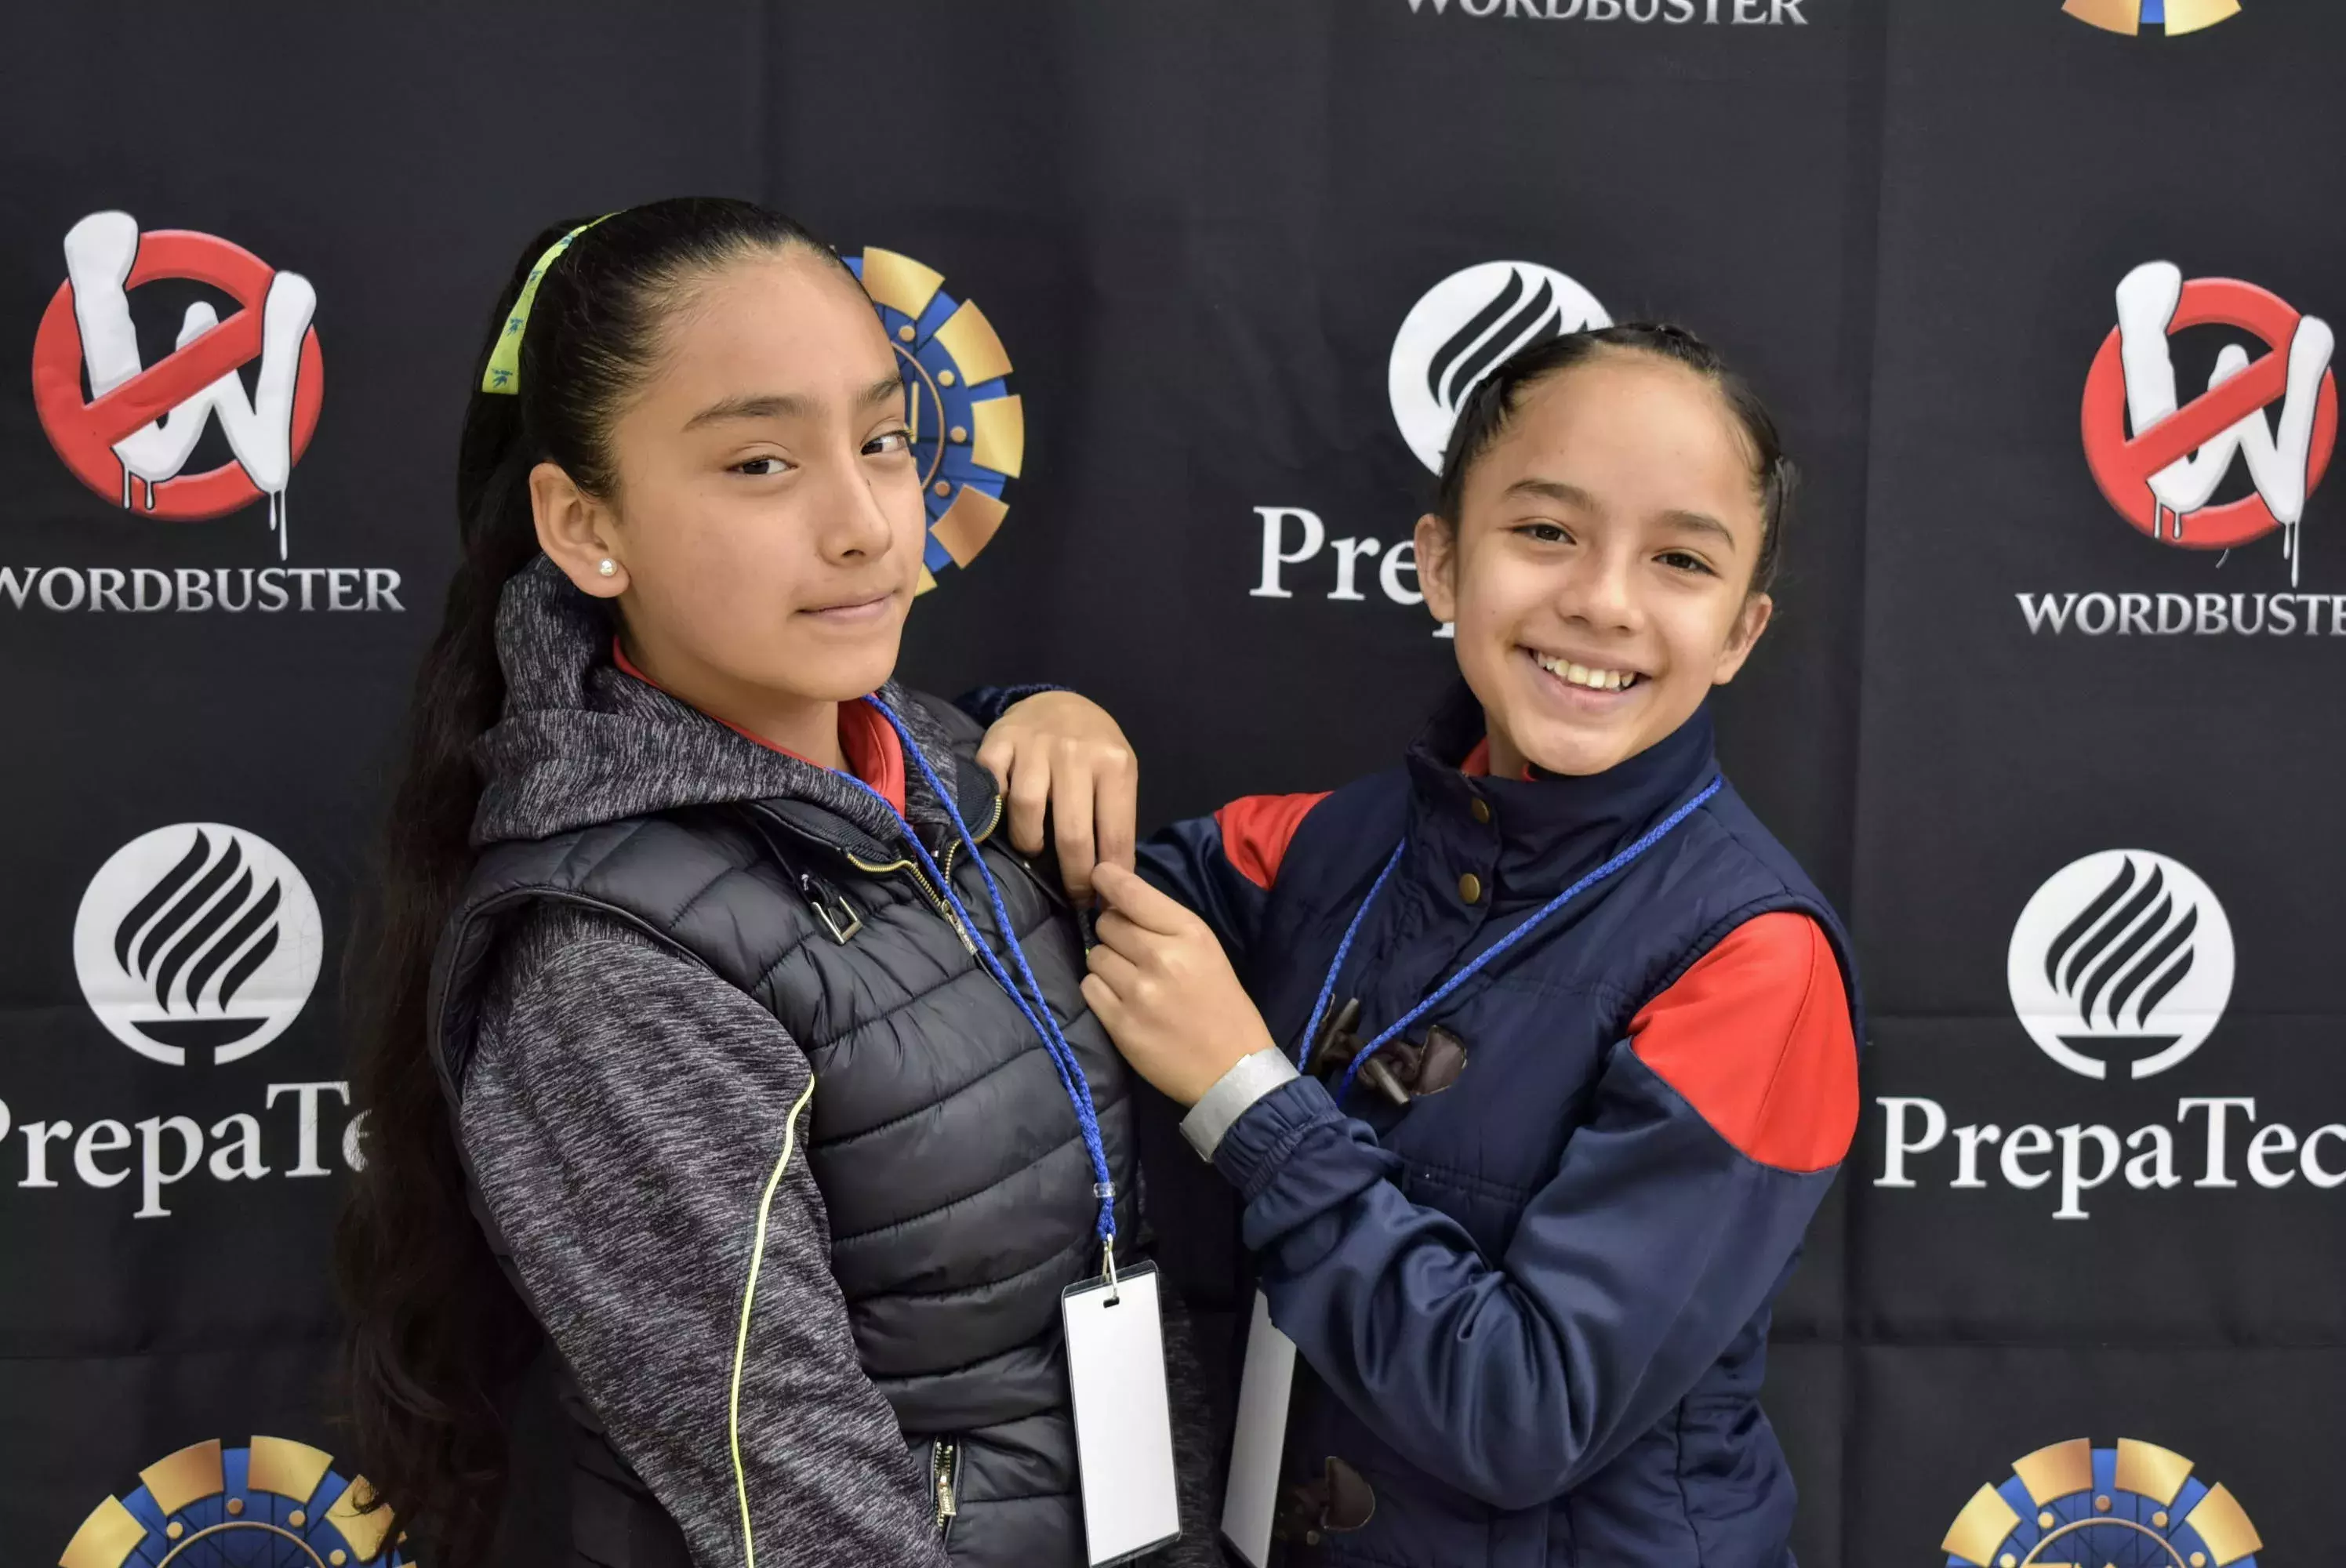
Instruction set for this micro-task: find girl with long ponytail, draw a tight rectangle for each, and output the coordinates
[336,198,1213,1568]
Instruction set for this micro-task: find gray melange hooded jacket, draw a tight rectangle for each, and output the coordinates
[450,560,1220,1567]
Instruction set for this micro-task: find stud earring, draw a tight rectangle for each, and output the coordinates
[597,558,618,579]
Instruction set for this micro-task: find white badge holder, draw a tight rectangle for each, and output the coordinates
[1061,1255,1182,1566]
[1219,1290,1298,1568]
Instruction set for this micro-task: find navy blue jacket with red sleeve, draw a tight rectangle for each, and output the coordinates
[1137,687,1862,1567]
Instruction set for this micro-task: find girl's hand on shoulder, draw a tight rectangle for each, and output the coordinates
[1082,863,1276,1105]
[976,691,1138,902]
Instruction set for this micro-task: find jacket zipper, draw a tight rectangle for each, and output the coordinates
[912,861,979,956]
[935,789,1005,887]
[932,1437,961,1538]
[933,792,1008,953]
[847,790,1007,957]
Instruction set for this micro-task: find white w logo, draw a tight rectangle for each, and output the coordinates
[2115,260,2334,583]
[63,212,317,557]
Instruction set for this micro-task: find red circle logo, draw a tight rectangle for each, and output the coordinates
[30,220,323,522]
[2081,274,2337,550]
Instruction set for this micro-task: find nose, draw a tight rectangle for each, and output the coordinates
[1554,539,1640,633]
[812,448,899,564]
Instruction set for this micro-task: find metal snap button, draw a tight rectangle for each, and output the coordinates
[1458,872,1484,905]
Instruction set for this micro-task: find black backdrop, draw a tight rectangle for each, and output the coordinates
[5,3,2341,1563]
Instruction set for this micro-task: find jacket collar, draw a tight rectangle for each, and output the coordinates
[474,557,995,858]
[752,739,1004,871]
[1404,681,1718,898]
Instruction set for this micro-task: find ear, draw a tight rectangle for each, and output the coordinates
[531,462,626,598]
[1414,512,1458,627]
[1710,591,1774,686]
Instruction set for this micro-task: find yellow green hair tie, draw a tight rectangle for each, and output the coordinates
[480,216,610,395]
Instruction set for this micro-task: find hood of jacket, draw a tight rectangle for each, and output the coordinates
[472,556,971,851]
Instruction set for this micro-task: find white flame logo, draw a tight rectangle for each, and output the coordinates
[1388,261,1610,474]
[2006,849,2235,1081]
[73,824,322,1066]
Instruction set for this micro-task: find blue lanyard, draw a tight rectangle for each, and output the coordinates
[843,698,1119,1258]
[1297,774,1727,1105]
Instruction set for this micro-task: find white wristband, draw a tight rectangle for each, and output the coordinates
[1180,1047,1302,1162]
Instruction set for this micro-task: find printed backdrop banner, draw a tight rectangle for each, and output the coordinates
[0,2,2337,1563]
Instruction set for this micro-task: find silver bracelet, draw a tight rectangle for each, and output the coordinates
[1180,1047,1302,1161]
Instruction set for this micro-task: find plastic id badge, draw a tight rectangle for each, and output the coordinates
[1219,1290,1298,1568]
[1061,1261,1182,1566]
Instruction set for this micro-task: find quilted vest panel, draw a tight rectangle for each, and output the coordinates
[432,796,1135,1566]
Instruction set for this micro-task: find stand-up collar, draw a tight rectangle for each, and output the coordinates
[474,555,978,853]
[1404,681,1719,899]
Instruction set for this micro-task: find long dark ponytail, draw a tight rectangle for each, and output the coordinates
[334,197,841,1563]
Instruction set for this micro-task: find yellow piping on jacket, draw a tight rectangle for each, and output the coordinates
[730,1072,819,1566]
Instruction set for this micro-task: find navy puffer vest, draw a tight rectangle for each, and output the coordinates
[1234,699,1859,1566]
[430,728,1137,1566]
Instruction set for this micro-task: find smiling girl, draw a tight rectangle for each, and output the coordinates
[337,198,1213,1568]
[1063,325,1864,1566]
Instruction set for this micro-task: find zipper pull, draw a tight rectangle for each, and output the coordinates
[943,905,978,956]
[908,863,982,956]
[933,1439,959,1532]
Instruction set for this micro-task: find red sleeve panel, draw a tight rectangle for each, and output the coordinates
[1212,793,1331,891]
[1629,912,1858,1174]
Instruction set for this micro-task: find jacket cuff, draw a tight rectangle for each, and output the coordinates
[1181,1047,1300,1161]
[953,684,1066,727]
[1211,1074,1345,1200]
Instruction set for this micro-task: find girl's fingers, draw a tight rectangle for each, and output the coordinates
[1084,942,1142,997]
[1004,744,1051,856]
[975,727,1016,793]
[1080,972,1124,1026]
[1092,907,1149,957]
[1051,752,1100,901]
[1095,750,1138,877]
[1090,862,1191,935]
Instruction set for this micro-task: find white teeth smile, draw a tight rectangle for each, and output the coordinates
[1532,652,1640,692]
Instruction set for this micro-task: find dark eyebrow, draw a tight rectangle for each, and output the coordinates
[683,376,904,431]
[1654,509,1738,550]
[684,392,809,430]
[1502,477,1600,510]
[1505,477,1738,552]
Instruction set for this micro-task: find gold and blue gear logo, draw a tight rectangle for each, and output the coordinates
[2062,1,2241,35]
[60,1436,409,1567]
[1942,1438,2262,1567]
[847,248,1024,593]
